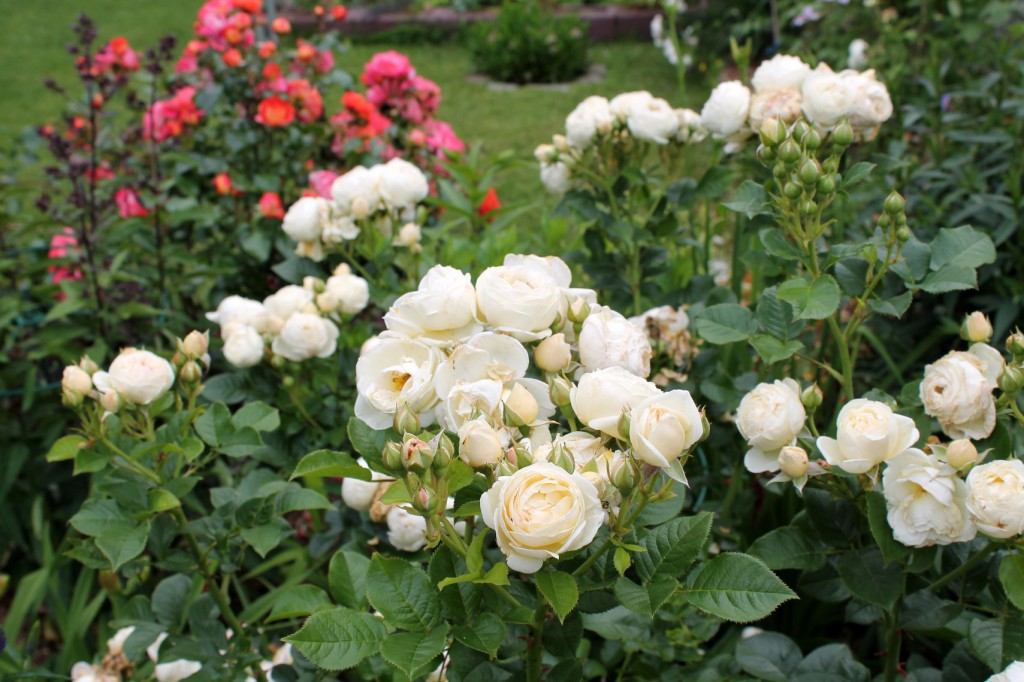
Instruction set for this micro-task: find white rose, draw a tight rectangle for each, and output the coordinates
[534,431,611,469]
[540,161,572,195]
[565,95,613,148]
[355,337,443,429]
[480,462,604,573]
[330,166,380,214]
[629,389,703,482]
[847,39,869,70]
[748,88,804,130]
[965,459,1024,539]
[394,222,421,249]
[476,264,561,342]
[578,309,652,378]
[263,285,314,323]
[271,313,339,361]
[535,333,572,373]
[378,158,429,210]
[675,108,705,143]
[443,379,503,432]
[154,660,202,682]
[751,54,811,93]
[841,69,893,129]
[322,214,360,243]
[502,254,573,288]
[222,326,264,368]
[386,505,428,552]
[736,379,806,473]
[817,399,919,474]
[433,332,529,400]
[206,296,268,333]
[990,661,1024,682]
[384,265,482,344]
[883,448,976,547]
[92,349,175,405]
[272,643,294,666]
[458,418,505,467]
[609,91,654,122]
[341,458,387,511]
[626,96,680,144]
[700,81,752,138]
[107,626,135,655]
[921,343,1003,440]
[323,272,369,315]
[801,63,854,128]
[62,365,93,396]
[571,366,660,438]
[504,378,555,426]
[281,196,327,243]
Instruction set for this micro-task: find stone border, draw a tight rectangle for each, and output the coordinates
[284,5,661,42]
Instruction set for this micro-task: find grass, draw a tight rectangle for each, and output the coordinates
[0,2,711,207]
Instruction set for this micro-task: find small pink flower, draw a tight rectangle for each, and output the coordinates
[308,170,339,199]
[115,188,150,218]
[362,50,414,84]
[258,192,285,219]
[315,49,335,74]
[48,228,83,296]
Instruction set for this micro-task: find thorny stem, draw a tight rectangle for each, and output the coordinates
[526,595,548,682]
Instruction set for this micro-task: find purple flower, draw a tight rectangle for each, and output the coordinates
[792,6,822,26]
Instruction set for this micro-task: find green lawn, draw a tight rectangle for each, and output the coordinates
[0,2,709,205]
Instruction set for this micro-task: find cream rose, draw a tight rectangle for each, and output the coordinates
[578,309,653,378]
[384,265,482,344]
[571,366,660,438]
[609,91,655,121]
[206,295,268,333]
[282,196,327,243]
[751,54,811,93]
[263,285,314,323]
[433,332,529,400]
[154,660,202,682]
[480,462,604,573]
[841,69,893,129]
[736,379,806,473]
[920,343,1003,440]
[990,661,1024,682]
[626,96,680,144]
[847,39,869,70]
[748,88,804,130]
[540,161,572,195]
[322,271,370,315]
[442,379,503,432]
[92,349,175,405]
[341,457,388,512]
[565,95,614,148]
[675,108,705,143]
[330,165,381,214]
[475,264,561,341]
[535,333,572,373]
[458,418,505,467]
[629,390,703,482]
[62,365,93,396]
[386,505,428,552]
[965,459,1024,539]
[882,448,976,547]
[355,336,443,429]
[222,326,264,368]
[816,399,919,474]
[700,81,752,139]
[378,158,429,210]
[801,63,853,128]
[271,313,339,362]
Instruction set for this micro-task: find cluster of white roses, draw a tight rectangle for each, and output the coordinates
[72,626,293,682]
[206,264,369,368]
[60,332,209,415]
[535,91,704,194]
[281,158,428,261]
[348,254,708,572]
[736,312,1024,548]
[700,53,893,149]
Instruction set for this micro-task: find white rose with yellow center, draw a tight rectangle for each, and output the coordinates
[882,448,976,547]
[629,389,703,482]
[965,459,1024,539]
[737,379,806,473]
[355,336,443,429]
[816,398,918,474]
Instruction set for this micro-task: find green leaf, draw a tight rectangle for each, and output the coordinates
[291,450,370,481]
[366,555,441,631]
[69,499,151,571]
[466,529,488,575]
[283,607,387,671]
[777,276,841,320]
[348,417,388,470]
[240,524,283,558]
[695,304,757,345]
[147,489,181,513]
[930,225,996,270]
[1000,554,1024,611]
[614,547,631,576]
[452,612,507,656]
[792,643,869,682]
[152,574,194,628]
[46,434,85,462]
[613,575,677,616]
[748,526,825,571]
[918,264,978,293]
[267,585,332,623]
[447,461,478,493]
[864,491,910,565]
[736,632,803,682]
[195,402,233,446]
[760,229,805,261]
[900,590,963,631]
[580,606,649,640]
[275,486,333,514]
[968,616,1024,672]
[839,162,876,188]
[473,563,510,586]
[723,180,771,218]
[684,553,797,623]
[835,548,903,611]
[381,626,450,681]
[231,402,280,432]
[535,570,579,623]
[379,478,412,505]
[635,512,713,582]
[329,550,370,609]
[750,335,804,365]
[216,426,264,458]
